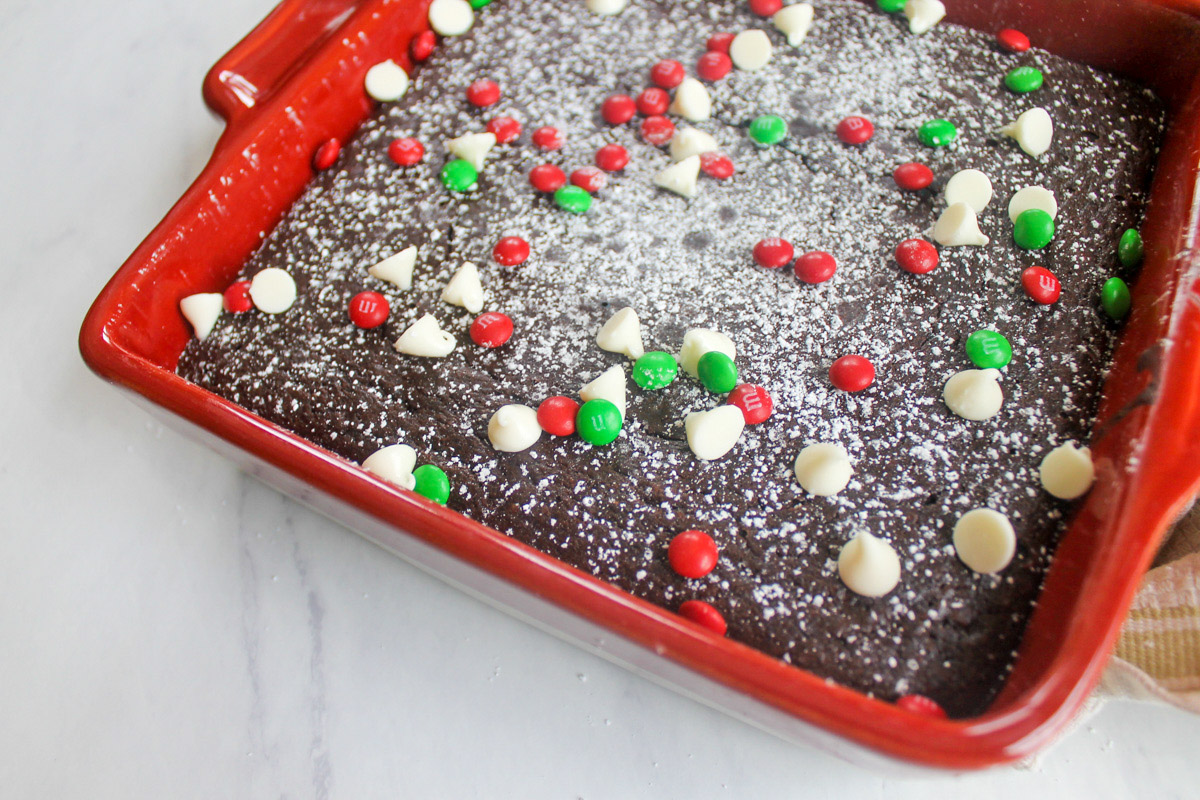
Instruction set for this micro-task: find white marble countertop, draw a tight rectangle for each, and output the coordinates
[3,0,1198,796]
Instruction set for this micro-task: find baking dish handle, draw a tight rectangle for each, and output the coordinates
[202,0,364,132]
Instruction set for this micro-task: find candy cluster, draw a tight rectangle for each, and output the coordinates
[182,0,1132,619]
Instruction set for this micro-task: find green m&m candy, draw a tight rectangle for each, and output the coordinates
[554,185,592,214]
[1101,277,1131,319]
[1014,209,1055,250]
[877,0,906,10]
[917,118,957,147]
[633,351,678,390]
[1118,228,1144,268]
[965,330,1012,369]
[749,114,788,146]
[412,464,451,505]
[468,0,492,7]
[576,399,623,445]
[697,351,738,393]
[1004,66,1044,93]
[440,159,478,192]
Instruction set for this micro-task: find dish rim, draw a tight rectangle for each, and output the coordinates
[80,0,1200,769]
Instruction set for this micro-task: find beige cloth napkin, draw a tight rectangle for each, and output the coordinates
[1100,501,1200,712]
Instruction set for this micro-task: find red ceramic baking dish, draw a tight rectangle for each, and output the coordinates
[80,0,1200,771]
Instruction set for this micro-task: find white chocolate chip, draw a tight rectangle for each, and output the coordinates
[368,246,417,290]
[684,405,746,461]
[581,364,627,420]
[931,202,990,247]
[953,508,1016,574]
[668,78,712,122]
[1000,107,1054,157]
[943,368,1004,420]
[363,60,410,102]
[793,443,853,496]
[596,307,645,360]
[1039,442,1096,499]
[1008,186,1059,223]
[772,3,814,46]
[653,155,701,199]
[837,531,901,597]
[585,0,627,15]
[248,268,297,314]
[944,169,993,213]
[904,0,946,34]
[487,404,542,453]
[179,293,223,340]
[678,328,736,378]
[428,0,474,36]
[362,444,417,490]
[444,132,496,171]
[441,261,484,313]
[394,313,456,357]
[669,127,719,163]
[729,29,773,71]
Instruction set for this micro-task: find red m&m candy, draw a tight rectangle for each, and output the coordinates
[469,312,513,348]
[313,138,341,170]
[537,396,580,436]
[223,280,253,313]
[410,30,437,62]
[997,28,1031,53]
[835,116,874,145]
[1022,266,1061,304]
[388,137,424,166]
[893,162,934,191]
[529,163,566,193]
[601,94,637,125]
[696,51,732,82]
[896,694,948,718]
[531,126,565,150]
[829,355,875,392]
[493,236,530,266]
[749,0,783,16]
[753,237,794,269]
[678,600,727,635]
[728,384,773,424]
[466,79,501,107]
[348,291,389,329]
[707,32,735,53]
[595,144,630,172]
[794,250,837,283]
[700,152,735,179]
[641,115,675,145]
[487,116,522,144]
[650,59,685,89]
[895,238,939,274]
[668,530,719,578]
[636,87,670,116]
[570,167,607,193]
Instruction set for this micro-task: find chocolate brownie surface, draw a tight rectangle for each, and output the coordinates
[178,0,1164,716]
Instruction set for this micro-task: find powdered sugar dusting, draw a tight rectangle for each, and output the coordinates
[178,0,1163,716]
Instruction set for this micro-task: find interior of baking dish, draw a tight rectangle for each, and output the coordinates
[81,0,1200,769]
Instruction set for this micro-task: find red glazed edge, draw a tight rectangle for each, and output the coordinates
[79,0,1200,769]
